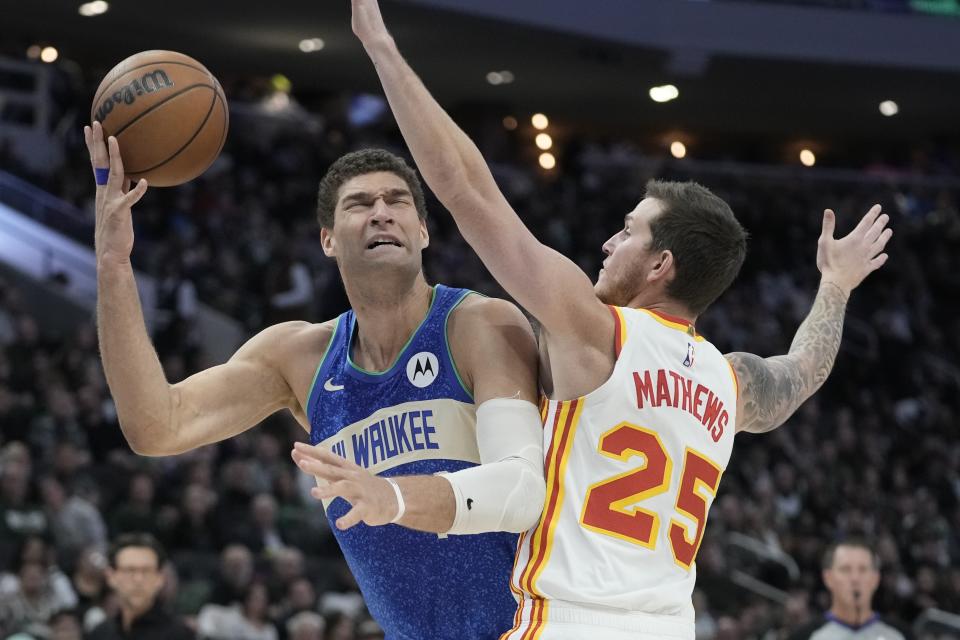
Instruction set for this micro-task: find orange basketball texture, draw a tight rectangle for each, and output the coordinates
[91,50,228,187]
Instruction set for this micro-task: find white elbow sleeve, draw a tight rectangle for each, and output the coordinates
[441,398,545,535]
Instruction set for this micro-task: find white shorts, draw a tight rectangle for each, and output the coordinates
[501,599,694,640]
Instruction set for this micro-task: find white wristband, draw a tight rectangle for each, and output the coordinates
[384,477,405,523]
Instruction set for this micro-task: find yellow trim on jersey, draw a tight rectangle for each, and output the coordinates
[637,308,707,342]
[526,399,584,596]
[725,357,739,400]
[517,401,569,596]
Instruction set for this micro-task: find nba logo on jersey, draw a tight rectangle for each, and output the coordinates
[406,351,439,388]
[683,342,695,367]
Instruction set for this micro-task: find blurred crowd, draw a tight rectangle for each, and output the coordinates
[1,78,959,640]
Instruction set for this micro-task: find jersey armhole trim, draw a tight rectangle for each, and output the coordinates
[725,357,739,401]
[608,305,626,359]
[305,318,342,415]
[445,289,480,401]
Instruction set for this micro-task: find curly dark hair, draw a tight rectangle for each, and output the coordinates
[316,148,428,229]
[645,180,748,315]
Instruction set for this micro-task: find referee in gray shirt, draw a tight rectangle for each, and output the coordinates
[790,539,911,640]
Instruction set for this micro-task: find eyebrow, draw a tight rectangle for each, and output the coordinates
[340,188,413,206]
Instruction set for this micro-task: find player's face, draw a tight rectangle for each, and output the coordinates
[321,171,429,275]
[823,546,880,611]
[595,198,665,305]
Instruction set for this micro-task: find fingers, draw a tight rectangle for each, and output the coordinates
[293,442,353,469]
[853,204,882,234]
[293,452,351,483]
[310,479,352,501]
[870,253,889,270]
[336,506,366,531]
[870,227,893,256]
[821,209,836,240]
[121,179,149,208]
[107,136,126,192]
[864,213,890,244]
[86,122,109,168]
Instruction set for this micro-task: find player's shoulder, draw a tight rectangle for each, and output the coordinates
[237,319,338,365]
[449,293,530,331]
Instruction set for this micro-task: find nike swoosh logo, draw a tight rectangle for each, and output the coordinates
[323,378,345,392]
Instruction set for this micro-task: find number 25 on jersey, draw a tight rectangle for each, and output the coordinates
[580,422,722,569]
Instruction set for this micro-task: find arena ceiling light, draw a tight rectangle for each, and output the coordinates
[539,152,556,170]
[535,133,553,150]
[26,45,41,60]
[649,84,679,103]
[40,47,59,63]
[298,38,325,53]
[670,141,687,159]
[502,116,518,131]
[800,149,816,167]
[78,1,109,16]
[879,100,899,117]
[487,70,515,85]
[531,113,549,130]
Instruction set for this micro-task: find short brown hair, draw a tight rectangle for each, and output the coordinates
[108,533,166,569]
[645,180,747,315]
[822,538,881,570]
[316,148,428,229]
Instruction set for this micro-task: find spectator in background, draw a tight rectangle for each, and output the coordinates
[790,539,910,640]
[68,546,107,626]
[0,450,47,565]
[209,544,255,606]
[197,581,279,640]
[107,472,158,535]
[87,533,193,640]
[0,557,76,637]
[49,608,83,640]
[39,475,107,562]
[286,611,325,640]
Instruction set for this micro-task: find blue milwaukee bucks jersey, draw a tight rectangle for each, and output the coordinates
[306,285,518,640]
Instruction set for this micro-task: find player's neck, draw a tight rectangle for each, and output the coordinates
[348,275,434,372]
[624,292,697,325]
[829,604,875,628]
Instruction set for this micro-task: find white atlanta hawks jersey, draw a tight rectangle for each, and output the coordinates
[503,306,738,639]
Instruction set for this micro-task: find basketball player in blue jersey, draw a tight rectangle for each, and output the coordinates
[351,1,892,638]
[86,120,547,638]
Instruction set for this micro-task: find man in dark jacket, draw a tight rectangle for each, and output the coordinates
[87,533,193,640]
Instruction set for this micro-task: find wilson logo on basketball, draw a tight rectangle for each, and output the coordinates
[94,70,175,124]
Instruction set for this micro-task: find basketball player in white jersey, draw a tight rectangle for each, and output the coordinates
[349,1,893,638]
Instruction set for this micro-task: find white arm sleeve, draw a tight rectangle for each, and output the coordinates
[440,397,545,535]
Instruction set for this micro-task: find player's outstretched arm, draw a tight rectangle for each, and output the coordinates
[87,122,301,456]
[727,205,892,434]
[293,297,544,534]
[350,0,610,340]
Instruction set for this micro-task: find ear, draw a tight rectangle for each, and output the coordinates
[646,249,674,284]
[419,218,430,249]
[822,569,834,590]
[865,568,880,594]
[321,227,336,258]
[105,568,119,591]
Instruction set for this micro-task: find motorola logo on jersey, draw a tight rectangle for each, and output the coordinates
[406,352,439,388]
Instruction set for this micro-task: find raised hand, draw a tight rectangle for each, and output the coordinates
[83,121,148,264]
[817,204,892,295]
[292,441,400,530]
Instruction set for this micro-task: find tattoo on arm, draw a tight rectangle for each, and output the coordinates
[728,283,848,433]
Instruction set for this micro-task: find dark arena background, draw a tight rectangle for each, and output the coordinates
[1,1,960,638]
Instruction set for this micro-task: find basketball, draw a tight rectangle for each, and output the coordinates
[90,50,228,187]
